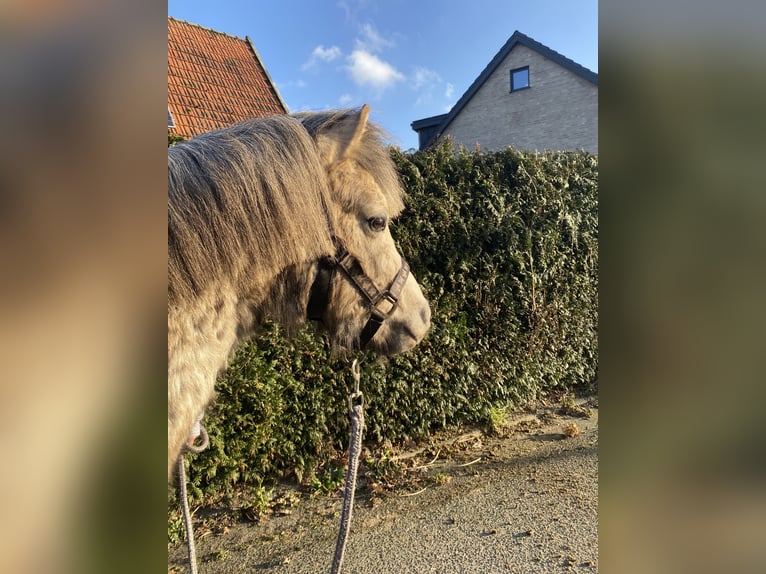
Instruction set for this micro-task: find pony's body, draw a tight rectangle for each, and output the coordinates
[168,106,430,478]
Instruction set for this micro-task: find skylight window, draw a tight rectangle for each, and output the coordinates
[168,108,176,128]
[510,67,530,92]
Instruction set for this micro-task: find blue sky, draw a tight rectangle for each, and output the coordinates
[168,1,598,150]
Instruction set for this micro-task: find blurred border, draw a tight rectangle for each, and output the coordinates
[600,1,766,572]
[0,1,167,572]
[4,1,765,572]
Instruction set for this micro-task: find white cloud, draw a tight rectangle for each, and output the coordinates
[409,68,458,110]
[346,50,404,91]
[411,67,442,90]
[276,79,307,90]
[301,45,342,70]
[339,93,354,106]
[314,45,342,62]
[337,0,369,22]
[355,22,394,53]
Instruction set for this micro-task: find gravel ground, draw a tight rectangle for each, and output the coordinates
[169,398,598,573]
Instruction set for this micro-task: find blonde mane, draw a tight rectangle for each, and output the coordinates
[168,115,335,304]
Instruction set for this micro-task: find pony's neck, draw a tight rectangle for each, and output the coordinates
[236,261,317,341]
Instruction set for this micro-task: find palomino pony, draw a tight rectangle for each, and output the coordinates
[168,105,431,478]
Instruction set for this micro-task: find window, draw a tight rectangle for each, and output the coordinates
[510,66,529,92]
[168,108,176,128]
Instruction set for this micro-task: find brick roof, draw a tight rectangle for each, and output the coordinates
[168,17,287,139]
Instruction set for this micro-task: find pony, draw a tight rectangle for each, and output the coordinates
[168,105,431,479]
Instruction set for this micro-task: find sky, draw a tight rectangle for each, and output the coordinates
[167,1,598,151]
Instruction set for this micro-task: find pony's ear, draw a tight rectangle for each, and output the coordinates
[345,103,370,156]
[319,104,370,164]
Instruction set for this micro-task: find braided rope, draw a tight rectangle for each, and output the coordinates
[176,361,365,574]
[178,423,209,574]
[330,359,365,574]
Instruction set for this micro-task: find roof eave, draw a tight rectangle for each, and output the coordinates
[245,36,289,114]
[411,113,448,131]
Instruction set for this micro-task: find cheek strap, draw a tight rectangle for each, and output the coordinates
[306,237,410,349]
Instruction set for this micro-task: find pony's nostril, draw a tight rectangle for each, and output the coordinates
[420,305,431,326]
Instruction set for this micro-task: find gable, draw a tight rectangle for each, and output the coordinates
[441,43,597,153]
[168,17,287,139]
[412,31,598,150]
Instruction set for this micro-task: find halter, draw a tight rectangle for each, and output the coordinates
[307,236,410,350]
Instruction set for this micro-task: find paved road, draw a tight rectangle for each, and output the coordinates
[169,401,598,573]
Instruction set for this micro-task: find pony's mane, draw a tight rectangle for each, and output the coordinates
[295,109,405,216]
[168,115,334,303]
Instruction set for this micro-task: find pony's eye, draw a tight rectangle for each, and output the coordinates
[368,216,387,232]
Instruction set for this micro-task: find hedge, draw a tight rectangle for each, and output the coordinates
[174,139,598,502]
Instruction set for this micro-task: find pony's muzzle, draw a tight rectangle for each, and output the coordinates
[375,277,430,354]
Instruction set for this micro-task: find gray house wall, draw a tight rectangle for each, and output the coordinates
[442,45,598,153]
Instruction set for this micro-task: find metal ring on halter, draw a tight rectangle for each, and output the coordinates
[306,237,410,350]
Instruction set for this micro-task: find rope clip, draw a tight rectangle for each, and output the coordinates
[348,358,364,413]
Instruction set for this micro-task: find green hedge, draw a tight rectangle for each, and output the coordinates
[177,141,598,501]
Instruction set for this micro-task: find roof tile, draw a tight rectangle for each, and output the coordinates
[168,17,287,138]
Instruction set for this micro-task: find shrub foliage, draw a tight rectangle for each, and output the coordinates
[178,141,598,501]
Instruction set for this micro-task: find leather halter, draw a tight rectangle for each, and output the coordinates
[307,237,410,350]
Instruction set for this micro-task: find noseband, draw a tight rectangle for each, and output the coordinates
[307,237,410,350]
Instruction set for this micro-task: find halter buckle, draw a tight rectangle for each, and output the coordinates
[308,237,409,350]
[372,291,398,318]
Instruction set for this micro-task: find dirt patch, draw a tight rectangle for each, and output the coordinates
[169,396,598,573]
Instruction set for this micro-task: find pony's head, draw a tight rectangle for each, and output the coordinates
[299,105,431,354]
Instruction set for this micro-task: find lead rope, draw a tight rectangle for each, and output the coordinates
[330,358,365,574]
[177,363,363,574]
[177,422,209,574]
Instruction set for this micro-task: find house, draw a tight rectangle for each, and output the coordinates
[168,17,288,139]
[411,31,597,153]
